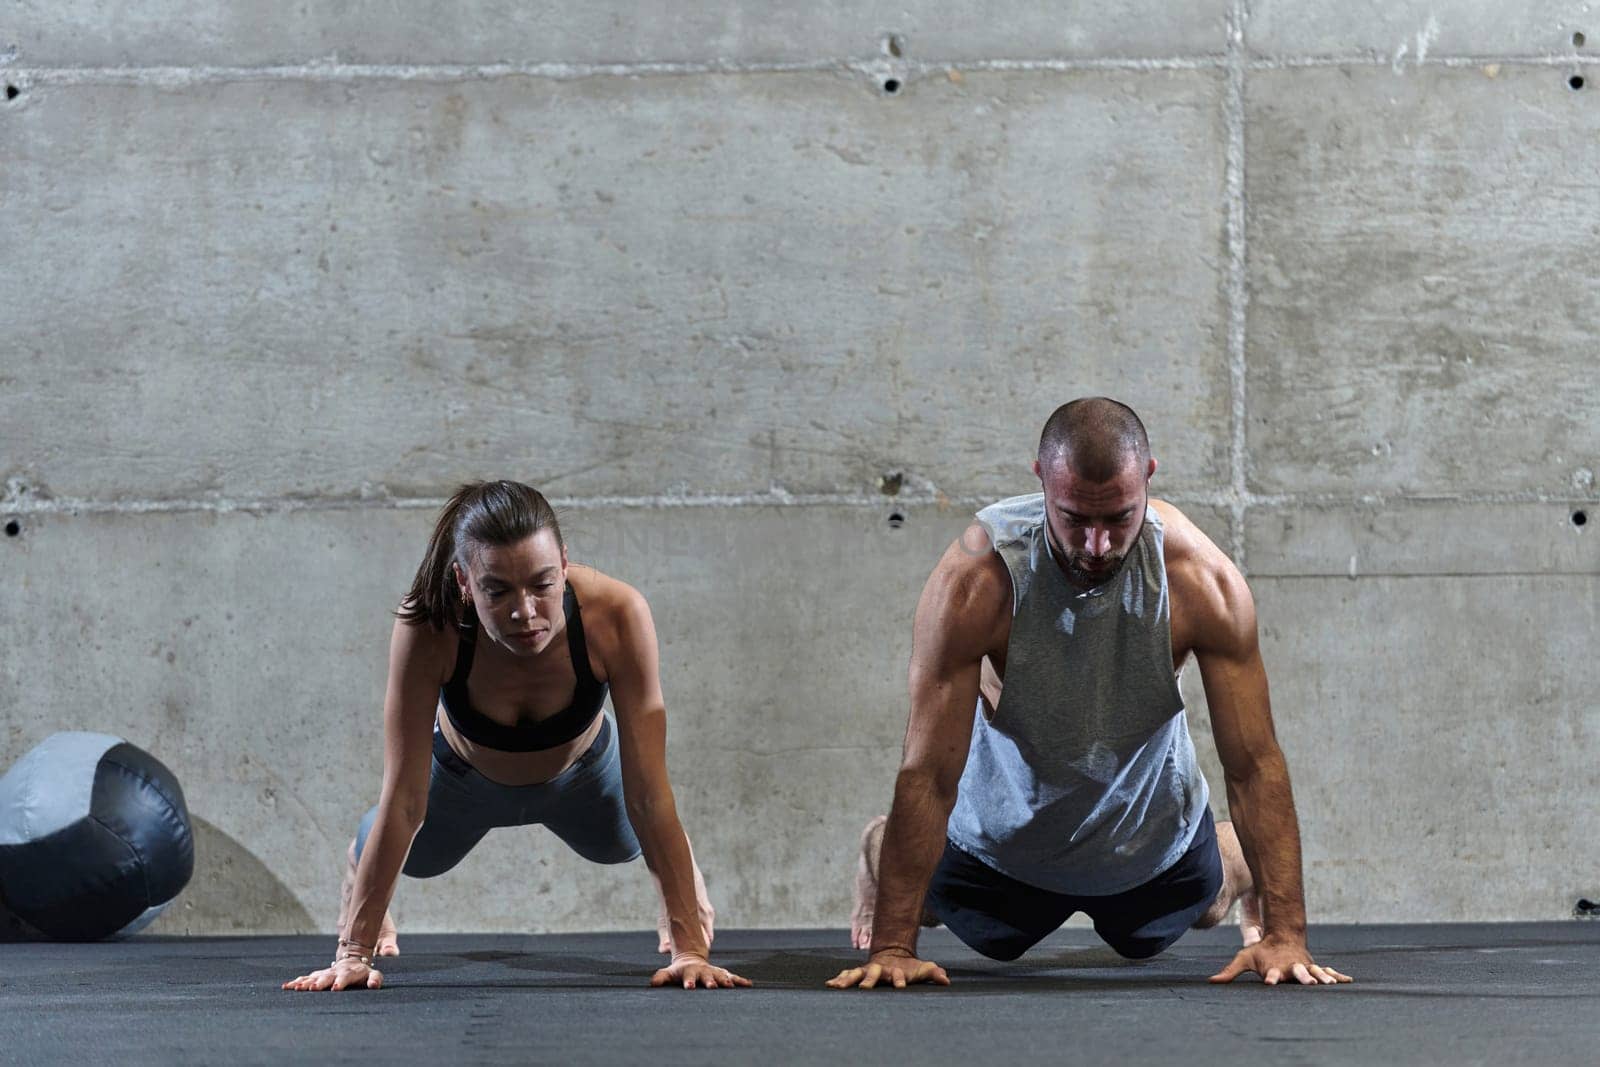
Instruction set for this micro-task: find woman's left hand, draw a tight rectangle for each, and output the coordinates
[650,953,753,989]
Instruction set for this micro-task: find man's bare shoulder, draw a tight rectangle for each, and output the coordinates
[918,523,1012,656]
[1151,498,1229,565]
[1150,499,1254,648]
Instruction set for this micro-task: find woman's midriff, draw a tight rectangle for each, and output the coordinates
[436,703,606,787]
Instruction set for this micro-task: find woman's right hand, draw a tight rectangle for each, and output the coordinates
[282,958,383,992]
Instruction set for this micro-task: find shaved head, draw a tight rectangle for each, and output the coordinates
[1037,397,1151,482]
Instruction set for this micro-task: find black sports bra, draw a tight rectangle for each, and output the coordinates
[440,586,608,752]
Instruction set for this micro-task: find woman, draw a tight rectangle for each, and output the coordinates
[284,480,746,991]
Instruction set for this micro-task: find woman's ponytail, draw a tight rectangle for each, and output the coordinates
[396,481,563,631]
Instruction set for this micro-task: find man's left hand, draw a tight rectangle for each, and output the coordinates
[1208,936,1352,986]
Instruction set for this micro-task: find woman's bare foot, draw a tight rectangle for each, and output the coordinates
[850,815,888,950]
[654,841,716,955]
[338,838,401,956]
[376,911,400,957]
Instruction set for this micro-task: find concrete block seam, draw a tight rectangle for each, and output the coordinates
[1,489,1592,518]
[1,56,1221,90]
[1224,0,1250,569]
[1247,53,1600,71]
[4,53,1597,89]
[1250,570,1598,581]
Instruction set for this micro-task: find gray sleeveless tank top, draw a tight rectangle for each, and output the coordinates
[945,493,1209,895]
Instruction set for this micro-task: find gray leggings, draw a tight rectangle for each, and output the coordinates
[355,713,642,877]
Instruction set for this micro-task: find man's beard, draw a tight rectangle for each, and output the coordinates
[1047,508,1147,592]
[1064,550,1129,591]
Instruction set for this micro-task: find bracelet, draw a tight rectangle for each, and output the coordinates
[334,937,375,967]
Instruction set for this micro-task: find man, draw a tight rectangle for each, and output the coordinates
[829,398,1350,990]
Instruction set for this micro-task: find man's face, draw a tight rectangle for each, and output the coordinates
[1033,453,1155,590]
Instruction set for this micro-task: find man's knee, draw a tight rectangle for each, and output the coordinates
[941,913,1039,961]
[964,934,1033,962]
[1191,895,1230,931]
[1108,937,1172,961]
[1096,920,1186,960]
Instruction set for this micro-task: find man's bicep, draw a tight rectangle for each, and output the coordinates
[1196,581,1282,781]
[899,548,1001,787]
[902,656,981,787]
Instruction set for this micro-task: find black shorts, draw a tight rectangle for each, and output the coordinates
[926,808,1223,961]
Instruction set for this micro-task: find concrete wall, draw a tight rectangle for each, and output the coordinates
[1,2,1595,936]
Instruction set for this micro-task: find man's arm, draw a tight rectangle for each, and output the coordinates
[1196,578,1304,937]
[828,526,1008,990]
[1196,564,1350,986]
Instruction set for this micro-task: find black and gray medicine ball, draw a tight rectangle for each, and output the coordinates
[0,732,194,940]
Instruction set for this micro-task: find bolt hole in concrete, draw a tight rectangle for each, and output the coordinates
[4,85,18,101]
[1570,74,1586,90]
[4,520,20,537]
[882,77,901,94]
[879,471,904,496]
[883,33,905,58]
[1573,509,1589,528]
[887,511,906,530]
[1575,31,1587,48]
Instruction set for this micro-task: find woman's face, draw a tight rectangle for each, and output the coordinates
[455,529,568,656]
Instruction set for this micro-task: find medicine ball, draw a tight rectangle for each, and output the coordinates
[0,732,194,940]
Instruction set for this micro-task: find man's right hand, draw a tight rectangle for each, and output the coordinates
[282,958,383,992]
[825,949,950,990]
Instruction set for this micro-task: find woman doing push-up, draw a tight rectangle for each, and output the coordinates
[284,480,746,992]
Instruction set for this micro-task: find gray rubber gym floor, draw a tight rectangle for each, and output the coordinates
[4,923,1598,1065]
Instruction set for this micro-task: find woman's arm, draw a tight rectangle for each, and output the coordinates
[605,584,750,990]
[283,616,447,992]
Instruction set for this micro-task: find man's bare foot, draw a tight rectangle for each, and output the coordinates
[850,815,888,950]
[1212,819,1262,947]
[655,842,716,955]
[850,814,939,948]
[338,838,401,956]
[1237,886,1263,948]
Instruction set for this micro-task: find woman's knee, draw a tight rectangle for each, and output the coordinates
[399,853,469,879]
[571,837,642,866]
[352,807,379,864]
[399,825,487,878]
